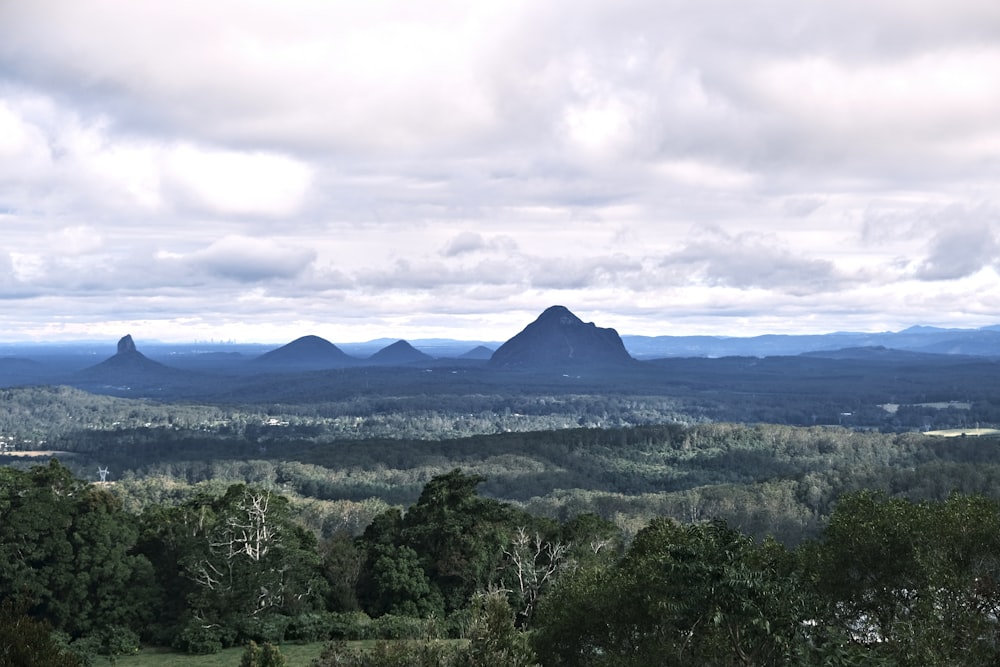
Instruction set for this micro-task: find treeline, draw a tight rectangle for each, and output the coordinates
[34,421,1000,544]
[0,385,694,449]
[6,376,1000,451]
[4,462,1000,666]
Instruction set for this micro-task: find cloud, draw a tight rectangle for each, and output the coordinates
[45,226,104,256]
[660,228,848,294]
[529,254,642,290]
[440,231,518,257]
[0,251,24,296]
[0,98,52,181]
[915,220,999,281]
[358,257,516,290]
[182,235,317,282]
[163,145,312,217]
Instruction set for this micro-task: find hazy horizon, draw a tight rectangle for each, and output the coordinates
[0,315,996,348]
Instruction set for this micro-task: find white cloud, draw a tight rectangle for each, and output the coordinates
[163,145,312,217]
[747,48,1000,171]
[182,235,317,282]
[659,227,851,295]
[915,220,999,281]
[440,231,518,257]
[655,159,756,190]
[45,226,104,255]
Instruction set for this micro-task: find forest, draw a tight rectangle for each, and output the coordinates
[3,360,1000,665]
[3,462,1000,666]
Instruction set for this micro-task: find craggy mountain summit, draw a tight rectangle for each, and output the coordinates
[489,305,634,368]
[253,334,356,369]
[73,334,184,389]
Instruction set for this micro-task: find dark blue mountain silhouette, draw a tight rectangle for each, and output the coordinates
[489,306,634,368]
[254,335,357,369]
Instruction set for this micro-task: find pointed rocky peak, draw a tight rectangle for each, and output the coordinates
[535,305,585,327]
[117,334,137,354]
[489,306,634,368]
[73,334,178,388]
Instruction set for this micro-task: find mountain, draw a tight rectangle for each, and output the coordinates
[458,345,495,360]
[366,340,434,366]
[337,338,502,358]
[622,327,1000,359]
[71,335,191,391]
[254,335,357,369]
[489,305,634,369]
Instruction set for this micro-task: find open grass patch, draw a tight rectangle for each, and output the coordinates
[115,642,334,667]
[923,427,1000,438]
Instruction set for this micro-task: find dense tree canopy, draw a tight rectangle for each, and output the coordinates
[0,461,156,639]
[5,447,1000,664]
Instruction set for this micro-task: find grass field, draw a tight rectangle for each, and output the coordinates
[116,642,329,667]
[922,427,1000,438]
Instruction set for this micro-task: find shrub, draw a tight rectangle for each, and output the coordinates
[172,619,224,654]
[370,614,441,640]
[240,640,288,667]
[237,613,291,644]
[286,612,332,643]
[328,611,373,640]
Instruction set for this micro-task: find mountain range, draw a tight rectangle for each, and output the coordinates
[3,307,1000,394]
[621,326,1000,359]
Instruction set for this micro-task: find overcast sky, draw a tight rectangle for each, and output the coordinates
[2,1,1000,344]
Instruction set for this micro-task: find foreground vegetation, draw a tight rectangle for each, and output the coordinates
[4,461,1000,666]
[5,374,1000,665]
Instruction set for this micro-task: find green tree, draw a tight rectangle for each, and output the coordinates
[138,484,327,646]
[0,596,81,667]
[533,518,809,666]
[462,589,538,667]
[357,470,526,617]
[368,545,443,617]
[804,491,1000,666]
[0,461,157,639]
[400,470,520,613]
[320,532,363,612]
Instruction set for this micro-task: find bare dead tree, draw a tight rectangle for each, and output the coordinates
[502,526,569,623]
[190,488,288,615]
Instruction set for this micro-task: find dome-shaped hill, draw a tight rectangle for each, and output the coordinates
[366,340,433,366]
[254,335,357,369]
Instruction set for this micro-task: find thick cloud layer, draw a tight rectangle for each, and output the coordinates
[1,1,999,342]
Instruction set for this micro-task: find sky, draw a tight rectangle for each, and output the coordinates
[2,1,1000,344]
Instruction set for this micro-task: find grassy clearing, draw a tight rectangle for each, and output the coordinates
[115,642,331,667]
[922,427,1000,438]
